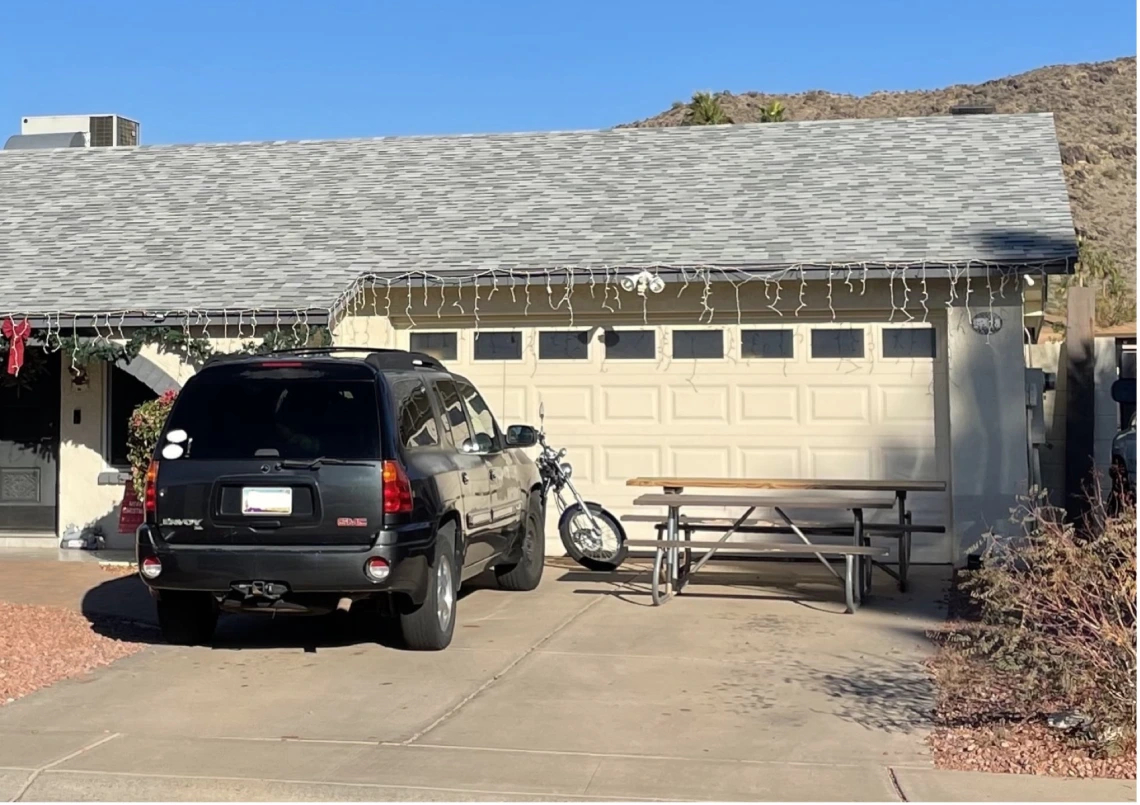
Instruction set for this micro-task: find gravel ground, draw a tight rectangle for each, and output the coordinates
[0,601,146,706]
[925,575,1136,780]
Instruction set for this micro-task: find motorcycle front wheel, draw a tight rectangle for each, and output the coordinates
[558,502,628,572]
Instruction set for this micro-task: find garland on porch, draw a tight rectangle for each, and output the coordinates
[0,322,334,380]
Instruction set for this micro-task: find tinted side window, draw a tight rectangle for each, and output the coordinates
[435,379,472,447]
[457,379,499,453]
[391,377,440,449]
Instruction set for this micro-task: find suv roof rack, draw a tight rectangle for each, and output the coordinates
[230,346,449,373]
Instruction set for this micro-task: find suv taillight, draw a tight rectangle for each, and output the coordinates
[144,460,159,518]
[382,460,413,514]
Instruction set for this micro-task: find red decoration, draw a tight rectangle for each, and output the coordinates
[1,318,30,376]
[118,482,145,535]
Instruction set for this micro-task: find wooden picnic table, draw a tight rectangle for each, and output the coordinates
[626,477,947,592]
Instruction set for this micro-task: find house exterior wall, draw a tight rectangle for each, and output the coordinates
[42,277,1030,563]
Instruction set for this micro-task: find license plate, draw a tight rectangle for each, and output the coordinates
[242,487,293,516]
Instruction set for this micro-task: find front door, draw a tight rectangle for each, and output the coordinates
[0,349,60,533]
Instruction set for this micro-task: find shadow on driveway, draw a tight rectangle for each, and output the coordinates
[79,570,500,652]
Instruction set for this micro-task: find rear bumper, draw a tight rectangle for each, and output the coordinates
[135,524,434,600]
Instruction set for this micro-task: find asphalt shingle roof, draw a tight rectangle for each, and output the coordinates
[0,114,1076,317]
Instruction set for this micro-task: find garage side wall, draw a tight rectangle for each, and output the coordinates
[946,302,1029,560]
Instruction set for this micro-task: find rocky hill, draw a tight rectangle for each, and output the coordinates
[626,57,1136,274]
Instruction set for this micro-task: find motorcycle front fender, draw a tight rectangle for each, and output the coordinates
[557,501,627,539]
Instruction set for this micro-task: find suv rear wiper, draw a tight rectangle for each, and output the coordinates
[277,457,372,470]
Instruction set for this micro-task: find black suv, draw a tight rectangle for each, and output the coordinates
[136,348,545,651]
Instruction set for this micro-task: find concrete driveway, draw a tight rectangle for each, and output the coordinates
[0,559,950,801]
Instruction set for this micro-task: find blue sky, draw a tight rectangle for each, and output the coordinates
[0,0,1134,144]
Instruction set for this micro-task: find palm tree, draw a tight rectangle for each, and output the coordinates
[684,92,733,125]
[759,100,786,123]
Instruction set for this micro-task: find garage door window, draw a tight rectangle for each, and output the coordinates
[811,328,864,359]
[742,329,794,359]
[883,327,937,358]
[672,330,723,359]
[473,331,522,361]
[539,331,590,360]
[604,330,655,360]
[410,332,458,361]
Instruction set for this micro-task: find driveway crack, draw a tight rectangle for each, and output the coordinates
[402,594,605,745]
[10,733,121,802]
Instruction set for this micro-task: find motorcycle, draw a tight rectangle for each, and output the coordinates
[534,403,627,572]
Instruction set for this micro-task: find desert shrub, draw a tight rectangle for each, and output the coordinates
[962,493,1136,744]
[127,389,178,500]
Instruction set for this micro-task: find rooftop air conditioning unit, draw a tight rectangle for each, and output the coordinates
[20,114,140,146]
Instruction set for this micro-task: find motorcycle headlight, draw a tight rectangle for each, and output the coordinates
[559,462,573,479]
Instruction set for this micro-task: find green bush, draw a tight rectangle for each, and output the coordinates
[127,389,178,500]
[963,493,1136,747]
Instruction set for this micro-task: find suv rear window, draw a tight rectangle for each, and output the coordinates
[166,366,381,460]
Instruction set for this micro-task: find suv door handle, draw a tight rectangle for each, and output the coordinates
[461,472,470,484]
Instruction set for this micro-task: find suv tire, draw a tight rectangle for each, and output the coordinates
[156,592,218,646]
[400,522,458,651]
[496,492,545,592]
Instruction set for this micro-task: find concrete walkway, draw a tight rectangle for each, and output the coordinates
[0,551,1134,802]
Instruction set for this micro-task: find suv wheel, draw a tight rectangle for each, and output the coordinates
[496,492,544,592]
[400,523,458,651]
[156,592,218,646]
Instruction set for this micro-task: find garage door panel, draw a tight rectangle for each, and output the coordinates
[879,446,939,480]
[668,446,732,477]
[740,447,801,478]
[808,387,870,424]
[878,386,935,422]
[601,387,660,423]
[807,447,873,479]
[537,386,594,424]
[669,385,730,424]
[738,386,799,424]
[602,446,662,484]
[500,386,529,423]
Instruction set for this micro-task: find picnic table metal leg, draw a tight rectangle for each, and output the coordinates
[682,506,758,579]
[897,491,910,593]
[844,554,859,614]
[650,547,672,606]
[774,506,841,581]
[900,510,912,593]
[854,507,871,600]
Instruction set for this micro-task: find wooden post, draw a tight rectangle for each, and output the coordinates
[1065,286,1096,525]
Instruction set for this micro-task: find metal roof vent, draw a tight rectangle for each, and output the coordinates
[3,132,86,150]
[950,104,996,116]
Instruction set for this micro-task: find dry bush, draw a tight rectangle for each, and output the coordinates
[962,493,1136,745]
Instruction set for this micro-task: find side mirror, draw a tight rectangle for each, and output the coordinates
[505,424,538,447]
[1111,378,1136,405]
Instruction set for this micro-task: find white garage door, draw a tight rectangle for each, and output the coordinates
[397,318,953,563]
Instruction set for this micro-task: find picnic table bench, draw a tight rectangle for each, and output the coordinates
[626,477,946,593]
[623,477,947,611]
